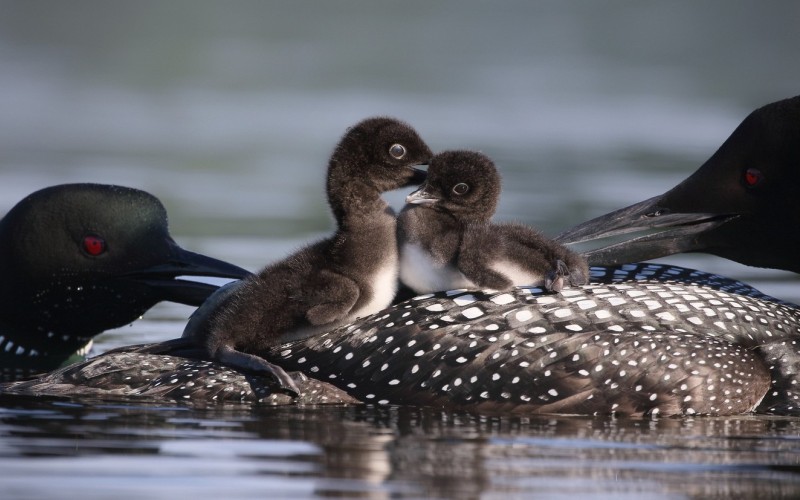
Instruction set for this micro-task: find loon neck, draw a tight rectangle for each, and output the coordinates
[0,316,94,356]
[431,208,491,238]
[327,174,394,230]
[0,319,94,381]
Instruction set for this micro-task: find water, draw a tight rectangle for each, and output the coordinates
[1,401,799,499]
[2,1,800,498]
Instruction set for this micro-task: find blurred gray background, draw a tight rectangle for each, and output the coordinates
[1,1,799,293]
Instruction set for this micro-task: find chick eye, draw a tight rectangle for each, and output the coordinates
[743,168,763,187]
[389,144,406,159]
[82,235,107,256]
[452,183,470,195]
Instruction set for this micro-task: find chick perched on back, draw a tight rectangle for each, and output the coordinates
[184,117,433,395]
[398,150,588,295]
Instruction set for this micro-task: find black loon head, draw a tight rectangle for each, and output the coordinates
[556,95,800,273]
[406,150,501,222]
[327,117,432,205]
[0,183,251,376]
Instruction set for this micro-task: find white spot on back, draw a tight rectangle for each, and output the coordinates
[462,307,484,319]
[515,310,534,322]
[491,294,516,305]
[554,308,572,318]
[453,294,477,306]
[656,312,676,322]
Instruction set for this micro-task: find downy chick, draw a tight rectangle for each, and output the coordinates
[185,117,433,394]
[398,150,588,295]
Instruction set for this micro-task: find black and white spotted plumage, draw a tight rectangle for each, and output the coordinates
[1,342,356,407]
[266,263,795,416]
[6,263,795,416]
[549,96,800,413]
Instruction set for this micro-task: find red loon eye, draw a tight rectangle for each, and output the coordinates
[744,168,763,187]
[82,235,106,256]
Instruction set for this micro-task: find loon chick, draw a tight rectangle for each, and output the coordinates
[398,150,588,294]
[0,184,250,381]
[183,117,432,395]
[556,95,800,272]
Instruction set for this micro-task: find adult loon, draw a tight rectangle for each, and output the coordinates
[556,95,800,271]
[3,263,786,414]
[0,184,251,381]
[3,96,800,416]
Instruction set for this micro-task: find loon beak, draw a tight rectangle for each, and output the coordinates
[123,243,252,306]
[406,184,438,206]
[404,166,428,187]
[555,194,737,266]
[399,167,428,187]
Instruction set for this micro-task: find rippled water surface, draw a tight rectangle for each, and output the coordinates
[1,399,800,499]
[2,1,800,498]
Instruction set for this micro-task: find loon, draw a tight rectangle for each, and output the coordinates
[2,262,785,414]
[182,117,431,396]
[0,184,250,380]
[556,95,800,271]
[398,150,588,294]
[3,96,800,416]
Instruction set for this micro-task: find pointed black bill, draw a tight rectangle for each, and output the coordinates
[555,195,737,267]
[124,245,252,307]
[404,166,428,187]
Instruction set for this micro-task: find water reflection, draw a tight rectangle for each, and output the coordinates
[1,396,799,498]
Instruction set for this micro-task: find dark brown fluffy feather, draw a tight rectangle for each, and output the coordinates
[186,117,432,395]
[398,150,587,294]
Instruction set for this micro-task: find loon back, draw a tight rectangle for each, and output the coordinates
[0,339,356,406]
[264,263,796,416]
